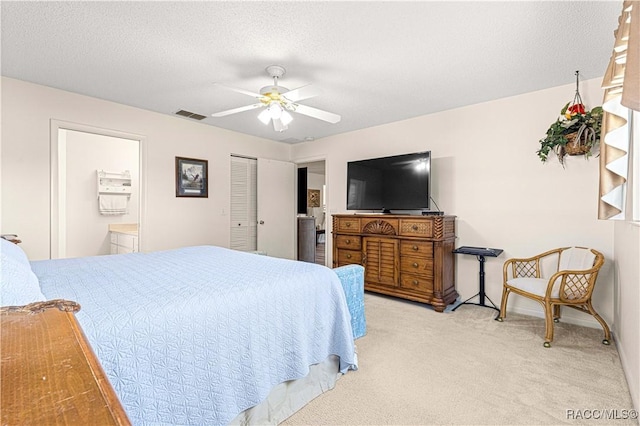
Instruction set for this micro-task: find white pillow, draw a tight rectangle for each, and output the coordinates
[1,236,30,266]
[1,238,46,306]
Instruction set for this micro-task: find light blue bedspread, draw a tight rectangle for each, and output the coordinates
[31,246,357,425]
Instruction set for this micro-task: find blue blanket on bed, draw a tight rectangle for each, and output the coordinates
[31,246,357,425]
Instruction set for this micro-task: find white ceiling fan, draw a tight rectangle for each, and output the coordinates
[211,65,341,132]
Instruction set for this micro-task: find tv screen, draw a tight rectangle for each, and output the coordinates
[346,151,431,212]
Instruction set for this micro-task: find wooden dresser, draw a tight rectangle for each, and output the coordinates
[1,300,130,425]
[332,214,458,312]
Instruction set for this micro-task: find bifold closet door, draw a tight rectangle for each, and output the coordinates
[230,156,257,252]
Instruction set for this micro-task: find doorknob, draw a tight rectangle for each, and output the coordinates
[259,220,265,225]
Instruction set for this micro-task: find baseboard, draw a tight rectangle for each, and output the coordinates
[613,330,640,411]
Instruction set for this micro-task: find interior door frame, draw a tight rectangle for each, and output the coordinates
[49,120,147,258]
[295,155,328,266]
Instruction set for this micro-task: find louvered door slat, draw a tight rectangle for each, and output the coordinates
[364,237,398,287]
[230,156,257,251]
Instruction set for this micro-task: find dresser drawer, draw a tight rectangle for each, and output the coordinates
[400,256,433,277]
[336,249,362,265]
[400,241,433,258]
[336,218,361,233]
[335,235,362,250]
[399,273,434,293]
[399,219,433,237]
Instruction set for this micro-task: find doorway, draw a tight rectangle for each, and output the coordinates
[230,155,295,259]
[50,121,145,259]
[296,160,327,266]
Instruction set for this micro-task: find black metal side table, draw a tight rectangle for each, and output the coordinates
[452,246,504,315]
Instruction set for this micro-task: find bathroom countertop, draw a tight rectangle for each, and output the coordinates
[108,223,138,236]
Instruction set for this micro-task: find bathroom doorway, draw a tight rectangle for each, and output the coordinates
[50,121,145,259]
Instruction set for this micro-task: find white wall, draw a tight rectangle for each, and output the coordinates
[614,221,640,410]
[293,77,616,330]
[1,77,291,260]
[63,130,140,257]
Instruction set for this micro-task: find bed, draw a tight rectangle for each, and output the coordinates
[0,239,364,425]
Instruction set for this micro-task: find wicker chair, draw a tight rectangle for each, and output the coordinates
[497,247,610,348]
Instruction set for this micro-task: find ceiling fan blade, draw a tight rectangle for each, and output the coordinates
[213,82,264,99]
[292,104,341,124]
[281,84,321,102]
[211,103,263,117]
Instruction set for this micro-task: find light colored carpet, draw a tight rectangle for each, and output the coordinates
[283,293,636,425]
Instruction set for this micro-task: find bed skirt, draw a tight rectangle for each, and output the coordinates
[229,354,341,425]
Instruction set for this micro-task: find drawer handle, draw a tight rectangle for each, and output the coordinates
[346,223,351,227]
[411,225,418,231]
[412,245,419,251]
[412,262,419,268]
[412,280,419,286]
[346,254,352,259]
[345,239,351,244]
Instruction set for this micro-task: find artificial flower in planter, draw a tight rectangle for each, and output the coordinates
[537,72,603,166]
[537,102,603,166]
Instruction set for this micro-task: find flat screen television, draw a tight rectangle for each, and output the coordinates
[346,151,432,213]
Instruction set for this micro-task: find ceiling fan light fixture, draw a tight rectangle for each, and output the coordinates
[257,108,271,125]
[268,102,283,119]
[212,64,339,132]
[281,109,293,126]
[258,102,292,130]
[273,117,288,132]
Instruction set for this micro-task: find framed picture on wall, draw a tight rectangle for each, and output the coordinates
[176,156,208,197]
[307,189,321,207]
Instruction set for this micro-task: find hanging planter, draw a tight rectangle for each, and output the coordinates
[537,71,603,166]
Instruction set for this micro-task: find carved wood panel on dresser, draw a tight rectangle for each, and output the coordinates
[332,214,458,312]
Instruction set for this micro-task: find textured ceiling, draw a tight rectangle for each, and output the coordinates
[1,1,621,144]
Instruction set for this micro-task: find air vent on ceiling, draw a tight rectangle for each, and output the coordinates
[280,137,300,144]
[175,109,207,121]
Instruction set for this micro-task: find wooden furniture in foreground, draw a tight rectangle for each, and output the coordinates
[1,234,22,244]
[498,247,609,348]
[1,300,130,425]
[332,214,458,312]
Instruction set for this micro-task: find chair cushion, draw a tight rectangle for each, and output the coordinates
[507,277,560,298]
[559,247,595,271]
